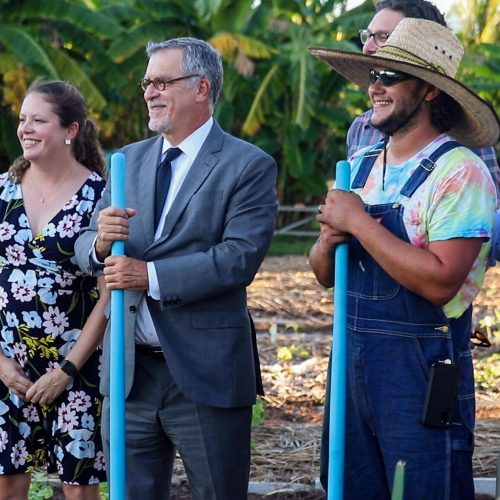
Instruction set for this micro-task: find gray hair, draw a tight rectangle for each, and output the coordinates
[146,37,223,106]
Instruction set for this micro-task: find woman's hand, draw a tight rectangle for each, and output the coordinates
[0,356,33,399]
[25,368,71,405]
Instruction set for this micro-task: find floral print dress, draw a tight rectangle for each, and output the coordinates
[0,171,106,484]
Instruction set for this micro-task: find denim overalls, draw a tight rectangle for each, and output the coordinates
[321,141,475,500]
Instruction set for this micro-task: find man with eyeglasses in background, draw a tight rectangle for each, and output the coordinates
[74,37,277,499]
[309,14,498,499]
[350,0,500,264]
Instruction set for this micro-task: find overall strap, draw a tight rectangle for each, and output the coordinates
[351,141,385,189]
[400,140,462,198]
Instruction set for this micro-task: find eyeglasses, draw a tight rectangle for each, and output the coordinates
[139,74,201,92]
[369,69,413,87]
[359,29,391,47]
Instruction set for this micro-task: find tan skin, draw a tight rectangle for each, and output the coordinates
[309,77,483,307]
[97,48,213,291]
[0,91,108,500]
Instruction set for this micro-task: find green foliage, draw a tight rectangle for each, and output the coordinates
[0,0,497,201]
[28,473,110,499]
[100,482,110,499]
[46,48,107,111]
[458,43,500,109]
[474,352,500,393]
[268,235,318,256]
[28,473,53,500]
[277,344,310,361]
[252,397,266,427]
[0,25,58,78]
[4,0,123,38]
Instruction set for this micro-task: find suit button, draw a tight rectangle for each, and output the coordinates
[129,305,137,313]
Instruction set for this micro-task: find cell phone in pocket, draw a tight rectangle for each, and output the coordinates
[421,361,461,428]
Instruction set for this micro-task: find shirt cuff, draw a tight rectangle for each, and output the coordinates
[147,262,160,300]
[87,235,104,274]
[90,235,104,265]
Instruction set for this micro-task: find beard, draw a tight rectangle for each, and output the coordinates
[372,101,423,135]
[148,117,172,134]
[371,83,428,136]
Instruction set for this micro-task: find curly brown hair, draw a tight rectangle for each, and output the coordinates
[429,91,464,133]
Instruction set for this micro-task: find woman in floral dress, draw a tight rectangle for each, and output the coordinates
[0,80,108,499]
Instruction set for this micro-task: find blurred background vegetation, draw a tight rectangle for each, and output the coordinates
[0,0,499,206]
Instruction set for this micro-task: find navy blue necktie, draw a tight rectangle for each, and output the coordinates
[154,147,182,229]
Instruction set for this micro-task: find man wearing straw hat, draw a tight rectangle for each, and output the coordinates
[309,18,498,499]
[350,0,500,267]
[350,0,499,188]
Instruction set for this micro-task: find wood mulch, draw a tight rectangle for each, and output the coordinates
[178,256,500,498]
[48,256,500,498]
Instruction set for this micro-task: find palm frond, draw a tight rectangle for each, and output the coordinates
[134,0,191,20]
[209,33,239,57]
[242,64,279,136]
[5,0,123,38]
[210,33,274,59]
[108,20,185,63]
[294,52,307,128]
[98,4,149,25]
[47,48,107,112]
[194,0,223,21]
[0,25,58,78]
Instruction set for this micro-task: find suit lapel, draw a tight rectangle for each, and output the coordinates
[149,122,224,249]
[137,137,163,247]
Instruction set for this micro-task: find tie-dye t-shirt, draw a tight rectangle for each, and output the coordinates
[347,133,497,319]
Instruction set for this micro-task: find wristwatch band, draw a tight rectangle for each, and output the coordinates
[60,359,78,377]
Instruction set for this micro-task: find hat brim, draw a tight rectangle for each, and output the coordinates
[310,46,499,148]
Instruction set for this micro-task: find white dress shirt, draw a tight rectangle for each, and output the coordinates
[136,117,213,345]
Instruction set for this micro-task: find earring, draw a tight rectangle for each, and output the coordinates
[65,138,72,145]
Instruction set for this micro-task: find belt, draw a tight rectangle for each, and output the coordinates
[135,343,164,359]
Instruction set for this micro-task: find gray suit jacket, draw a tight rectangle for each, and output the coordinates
[74,121,277,408]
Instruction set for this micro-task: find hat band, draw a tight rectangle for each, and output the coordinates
[378,45,446,75]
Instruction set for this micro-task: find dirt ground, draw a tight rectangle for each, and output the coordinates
[165,256,500,499]
[46,257,500,500]
[45,257,498,499]
[249,256,500,422]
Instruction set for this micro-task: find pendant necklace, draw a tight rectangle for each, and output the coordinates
[28,168,72,204]
[382,136,390,191]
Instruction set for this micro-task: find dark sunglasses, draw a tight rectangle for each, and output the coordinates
[369,69,413,87]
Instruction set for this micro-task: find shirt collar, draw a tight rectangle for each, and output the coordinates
[161,117,214,159]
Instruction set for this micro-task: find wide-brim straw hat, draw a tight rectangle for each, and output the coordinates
[310,18,499,148]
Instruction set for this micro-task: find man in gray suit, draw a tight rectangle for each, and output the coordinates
[74,37,277,499]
